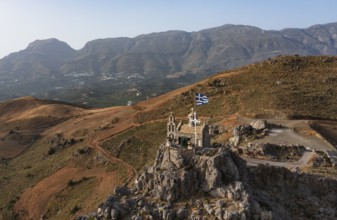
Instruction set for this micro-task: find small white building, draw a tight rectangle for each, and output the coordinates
[127,101,134,106]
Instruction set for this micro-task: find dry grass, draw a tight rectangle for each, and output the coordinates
[135,55,337,123]
[44,177,97,219]
[100,121,167,171]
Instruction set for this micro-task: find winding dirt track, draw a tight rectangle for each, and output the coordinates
[88,131,137,183]
[13,106,140,220]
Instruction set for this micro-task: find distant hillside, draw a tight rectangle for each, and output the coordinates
[135,55,337,122]
[0,39,75,79]
[0,96,84,124]
[0,96,85,159]
[1,22,337,106]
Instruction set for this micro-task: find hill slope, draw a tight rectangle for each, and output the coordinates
[0,97,86,158]
[1,22,337,106]
[0,55,336,219]
[0,97,138,219]
[135,55,337,122]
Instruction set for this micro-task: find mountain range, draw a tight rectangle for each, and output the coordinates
[1,22,337,106]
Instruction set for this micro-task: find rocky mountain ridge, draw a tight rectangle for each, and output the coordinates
[1,22,337,106]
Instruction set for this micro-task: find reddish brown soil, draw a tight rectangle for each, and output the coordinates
[13,166,121,220]
[0,139,29,158]
[12,104,139,219]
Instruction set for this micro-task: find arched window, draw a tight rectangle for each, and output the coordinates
[168,123,175,132]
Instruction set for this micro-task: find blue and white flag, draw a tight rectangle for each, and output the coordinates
[195,93,209,106]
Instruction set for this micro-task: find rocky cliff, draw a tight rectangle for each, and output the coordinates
[77,145,272,220]
[77,142,337,220]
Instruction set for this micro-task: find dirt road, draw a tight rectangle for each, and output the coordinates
[240,118,335,151]
[239,118,336,170]
[243,151,315,170]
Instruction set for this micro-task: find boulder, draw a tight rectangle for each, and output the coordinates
[229,136,240,147]
[110,208,119,220]
[114,186,131,197]
[165,210,176,220]
[113,203,129,218]
[233,125,253,137]
[176,208,188,219]
[103,206,111,219]
[250,120,267,131]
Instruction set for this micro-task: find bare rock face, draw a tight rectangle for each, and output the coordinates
[77,145,272,219]
[144,147,246,203]
[230,122,270,147]
[233,125,254,137]
[76,142,337,219]
[237,143,306,162]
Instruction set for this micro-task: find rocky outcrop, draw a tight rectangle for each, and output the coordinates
[236,143,306,162]
[47,133,77,155]
[76,142,337,220]
[229,121,269,147]
[138,147,245,202]
[77,145,272,219]
[310,150,333,167]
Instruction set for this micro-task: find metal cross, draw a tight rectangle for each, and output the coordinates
[192,112,200,147]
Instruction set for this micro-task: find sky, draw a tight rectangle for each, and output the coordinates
[1,0,337,58]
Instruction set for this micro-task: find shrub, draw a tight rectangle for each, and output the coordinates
[70,205,81,214]
[67,179,75,186]
[69,138,76,145]
[26,173,34,178]
[47,147,56,155]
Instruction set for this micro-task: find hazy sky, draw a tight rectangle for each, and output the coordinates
[1,0,337,58]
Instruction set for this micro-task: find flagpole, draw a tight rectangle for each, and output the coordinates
[193,93,208,149]
[194,93,197,148]
[194,111,197,148]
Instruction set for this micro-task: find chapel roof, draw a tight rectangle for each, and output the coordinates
[178,124,204,134]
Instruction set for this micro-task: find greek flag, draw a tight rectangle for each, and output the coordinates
[195,93,209,106]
